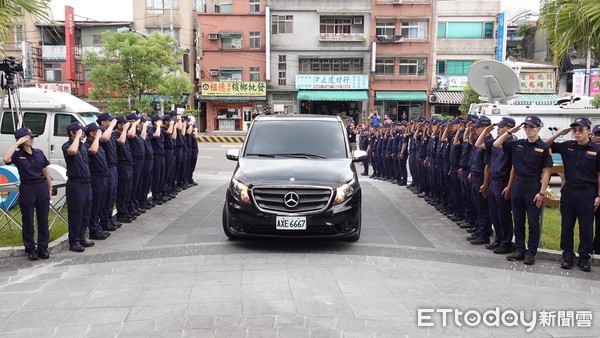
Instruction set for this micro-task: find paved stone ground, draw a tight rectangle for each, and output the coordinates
[0,173,599,337]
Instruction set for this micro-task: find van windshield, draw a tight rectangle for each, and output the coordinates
[78,112,99,126]
[244,120,348,159]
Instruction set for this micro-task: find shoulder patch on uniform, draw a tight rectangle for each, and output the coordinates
[534,148,544,153]
[586,151,597,156]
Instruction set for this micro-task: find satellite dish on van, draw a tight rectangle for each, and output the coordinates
[467,60,519,103]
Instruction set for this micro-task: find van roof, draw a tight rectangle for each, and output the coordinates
[3,87,100,113]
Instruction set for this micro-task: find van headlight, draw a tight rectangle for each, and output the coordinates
[230,178,250,204]
[334,180,356,205]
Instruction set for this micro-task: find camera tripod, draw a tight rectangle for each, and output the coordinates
[0,58,25,131]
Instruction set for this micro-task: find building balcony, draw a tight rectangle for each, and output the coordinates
[42,45,105,61]
[375,35,404,43]
[318,33,365,42]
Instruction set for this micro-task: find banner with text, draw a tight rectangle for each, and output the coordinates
[201,82,266,96]
[296,75,369,90]
[36,83,72,93]
[519,70,556,93]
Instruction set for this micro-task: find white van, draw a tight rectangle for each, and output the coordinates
[0,87,100,166]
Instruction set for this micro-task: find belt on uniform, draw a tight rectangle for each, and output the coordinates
[20,178,46,185]
[566,182,594,190]
[517,176,539,183]
[68,177,91,184]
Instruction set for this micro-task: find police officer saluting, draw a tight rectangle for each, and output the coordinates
[3,128,53,260]
[494,115,552,265]
[545,117,600,271]
[62,122,95,252]
[83,123,111,240]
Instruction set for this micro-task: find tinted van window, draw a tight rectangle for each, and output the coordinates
[244,120,347,158]
[1,112,47,135]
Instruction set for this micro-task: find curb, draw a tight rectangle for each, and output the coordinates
[0,233,69,259]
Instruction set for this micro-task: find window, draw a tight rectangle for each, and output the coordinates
[273,93,293,101]
[12,25,23,48]
[375,59,394,75]
[320,17,351,34]
[250,67,260,81]
[272,15,293,34]
[438,22,495,39]
[215,3,232,13]
[220,33,242,49]
[376,22,395,36]
[436,60,474,75]
[1,112,47,136]
[399,59,426,76]
[278,55,286,85]
[249,32,260,49]
[147,28,180,43]
[298,58,363,74]
[249,0,260,13]
[147,0,178,9]
[83,65,92,82]
[220,68,242,81]
[54,114,77,137]
[44,63,62,82]
[401,22,428,39]
[92,34,102,45]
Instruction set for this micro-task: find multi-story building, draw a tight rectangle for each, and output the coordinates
[196,0,266,132]
[430,0,501,116]
[269,0,372,123]
[371,0,434,121]
[132,0,197,113]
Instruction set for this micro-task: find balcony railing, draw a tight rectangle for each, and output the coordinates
[375,35,404,43]
[318,33,365,42]
[42,45,104,61]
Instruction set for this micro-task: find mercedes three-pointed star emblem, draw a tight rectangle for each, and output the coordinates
[284,191,299,208]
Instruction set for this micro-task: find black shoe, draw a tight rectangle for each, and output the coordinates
[69,243,85,253]
[116,215,133,223]
[26,249,39,261]
[136,208,146,214]
[466,227,478,233]
[168,193,177,198]
[471,238,490,245]
[398,181,407,186]
[80,240,95,248]
[450,216,465,222]
[466,234,479,241]
[126,214,137,220]
[524,252,536,265]
[102,224,117,232]
[361,172,368,176]
[192,181,198,186]
[89,231,110,240]
[577,258,591,272]
[153,198,163,205]
[493,246,512,255]
[459,222,473,229]
[507,252,525,261]
[37,248,50,260]
[138,204,151,210]
[130,210,142,216]
[485,242,500,250]
[560,257,574,270]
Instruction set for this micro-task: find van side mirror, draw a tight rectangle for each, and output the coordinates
[226,149,240,161]
[351,150,367,162]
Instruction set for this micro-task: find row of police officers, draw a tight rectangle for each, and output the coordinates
[361,114,600,271]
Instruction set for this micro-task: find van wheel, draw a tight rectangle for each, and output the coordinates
[222,203,239,240]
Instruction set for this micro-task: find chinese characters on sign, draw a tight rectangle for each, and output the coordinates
[519,71,556,93]
[201,82,266,96]
[295,75,369,90]
[36,83,72,93]
[436,76,468,91]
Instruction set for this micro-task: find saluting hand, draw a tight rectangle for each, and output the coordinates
[484,124,495,134]
[109,119,117,127]
[508,124,522,135]
[16,135,30,145]
[557,127,571,136]
[75,129,83,139]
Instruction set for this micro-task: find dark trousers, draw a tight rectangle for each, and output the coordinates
[595,208,600,254]
[511,179,542,256]
[449,166,462,217]
[176,148,187,185]
[89,175,107,233]
[164,149,174,193]
[392,153,399,181]
[66,181,92,244]
[152,156,165,198]
[419,158,429,193]
[187,149,198,183]
[117,164,133,216]
[100,166,117,227]
[130,158,143,211]
[560,186,595,260]
[140,158,153,205]
[398,155,407,183]
[471,173,492,239]
[488,178,513,248]
[19,182,50,251]
[460,169,475,225]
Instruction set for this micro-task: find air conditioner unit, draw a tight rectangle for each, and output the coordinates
[429,94,437,103]
[210,69,219,76]
[353,17,363,25]
[208,33,218,41]
[393,0,402,4]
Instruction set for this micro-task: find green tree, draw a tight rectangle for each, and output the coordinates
[0,0,52,50]
[156,74,192,106]
[83,31,191,113]
[460,84,483,115]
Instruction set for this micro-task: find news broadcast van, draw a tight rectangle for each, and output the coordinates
[0,87,100,166]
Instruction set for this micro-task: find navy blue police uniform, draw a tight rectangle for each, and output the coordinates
[175,119,188,188]
[126,113,145,215]
[448,118,464,222]
[6,128,51,260]
[150,115,166,204]
[163,115,176,198]
[97,112,119,231]
[359,129,369,175]
[139,116,155,208]
[187,123,199,186]
[62,122,94,252]
[469,116,493,244]
[83,124,110,240]
[113,116,134,222]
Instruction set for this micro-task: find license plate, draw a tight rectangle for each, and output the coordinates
[276,216,307,230]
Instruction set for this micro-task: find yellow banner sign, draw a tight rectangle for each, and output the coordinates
[201,82,266,96]
[519,71,556,94]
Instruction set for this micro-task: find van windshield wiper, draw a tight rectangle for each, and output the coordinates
[246,153,276,158]
[276,153,327,159]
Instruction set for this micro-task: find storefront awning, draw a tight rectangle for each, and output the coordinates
[375,91,427,101]
[433,91,464,105]
[198,95,266,101]
[297,90,368,101]
[512,93,561,105]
